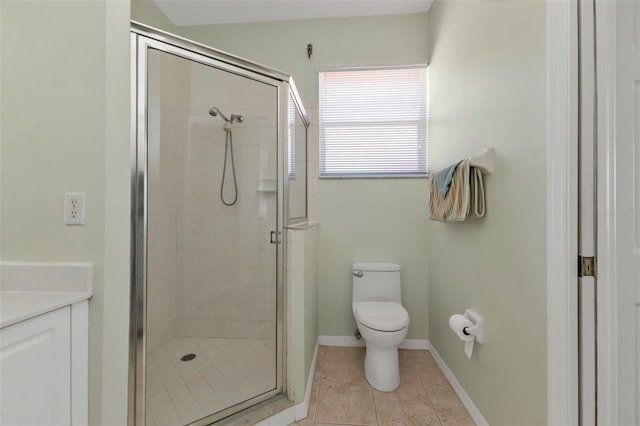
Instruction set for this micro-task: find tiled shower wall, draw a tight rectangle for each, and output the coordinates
[172,60,278,340]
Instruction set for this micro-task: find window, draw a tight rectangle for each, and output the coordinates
[319,66,428,178]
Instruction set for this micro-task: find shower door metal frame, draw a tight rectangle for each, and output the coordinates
[129,22,292,426]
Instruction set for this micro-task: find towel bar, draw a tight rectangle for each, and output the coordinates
[469,147,495,174]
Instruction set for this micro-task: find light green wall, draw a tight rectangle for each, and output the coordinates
[174,13,429,105]
[1,1,131,425]
[318,180,429,338]
[167,14,431,340]
[288,226,318,402]
[131,0,177,33]
[427,1,547,425]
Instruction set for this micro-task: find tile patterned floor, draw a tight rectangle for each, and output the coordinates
[145,337,276,426]
[292,346,475,426]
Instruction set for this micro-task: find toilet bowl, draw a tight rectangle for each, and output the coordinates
[352,263,410,392]
[353,301,409,391]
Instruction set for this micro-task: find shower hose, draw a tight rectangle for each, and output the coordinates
[220,122,238,206]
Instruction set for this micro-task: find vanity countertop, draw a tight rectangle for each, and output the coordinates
[0,262,93,328]
[0,290,92,328]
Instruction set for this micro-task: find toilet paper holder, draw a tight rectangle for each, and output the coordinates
[461,309,484,344]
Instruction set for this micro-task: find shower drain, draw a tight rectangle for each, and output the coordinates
[180,353,196,362]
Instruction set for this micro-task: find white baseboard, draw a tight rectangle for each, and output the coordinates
[255,406,295,426]
[317,335,429,350]
[400,339,430,350]
[429,344,489,426]
[294,340,320,421]
[293,399,307,421]
[317,335,365,347]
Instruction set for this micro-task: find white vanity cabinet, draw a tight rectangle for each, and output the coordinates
[0,263,92,426]
[1,307,72,425]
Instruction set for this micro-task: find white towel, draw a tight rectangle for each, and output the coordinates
[428,160,485,222]
[469,166,486,218]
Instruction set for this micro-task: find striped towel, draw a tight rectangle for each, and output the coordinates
[429,159,486,222]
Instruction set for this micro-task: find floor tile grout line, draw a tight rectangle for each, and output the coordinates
[310,383,320,423]
[201,338,253,393]
[192,339,236,407]
[420,376,445,425]
[193,338,229,412]
[175,337,215,416]
[371,386,380,426]
[162,344,197,422]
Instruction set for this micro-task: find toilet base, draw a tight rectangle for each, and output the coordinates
[364,342,400,392]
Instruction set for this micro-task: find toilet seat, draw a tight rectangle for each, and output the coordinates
[355,302,410,332]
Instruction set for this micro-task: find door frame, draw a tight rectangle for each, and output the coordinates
[546,1,580,424]
[547,0,617,424]
[128,23,290,426]
[594,1,618,424]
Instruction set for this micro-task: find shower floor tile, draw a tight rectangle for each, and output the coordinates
[146,337,277,426]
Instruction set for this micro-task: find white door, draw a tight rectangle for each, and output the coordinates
[598,0,640,424]
[613,1,640,422]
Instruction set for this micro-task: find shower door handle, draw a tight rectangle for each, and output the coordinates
[270,231,281,244]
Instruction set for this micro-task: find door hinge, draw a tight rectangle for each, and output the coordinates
[270,231,282,245]
[578,255,596,277]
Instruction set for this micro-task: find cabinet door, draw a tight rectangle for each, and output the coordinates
[0,307,71,426]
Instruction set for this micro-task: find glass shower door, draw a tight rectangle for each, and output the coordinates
[143,46,280,426]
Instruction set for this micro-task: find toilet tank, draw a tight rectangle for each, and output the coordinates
[352,262,402,304]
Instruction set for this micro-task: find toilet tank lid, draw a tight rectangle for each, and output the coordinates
[352,262,400,272]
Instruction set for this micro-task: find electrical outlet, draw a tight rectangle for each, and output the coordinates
[65,192,85,225]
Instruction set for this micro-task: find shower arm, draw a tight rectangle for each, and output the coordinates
[209,107,230,122]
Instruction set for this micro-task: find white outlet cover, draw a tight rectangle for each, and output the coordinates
[65,192,85,225]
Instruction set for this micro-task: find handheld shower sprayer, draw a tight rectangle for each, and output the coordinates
[209,106,245,206]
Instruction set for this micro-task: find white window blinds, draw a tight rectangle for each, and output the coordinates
[319,66,428,177]
[288,96,295,177]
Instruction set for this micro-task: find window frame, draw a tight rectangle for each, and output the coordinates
[318,64,429,179]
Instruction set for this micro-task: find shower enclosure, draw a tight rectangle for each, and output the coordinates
[129,23,308,425]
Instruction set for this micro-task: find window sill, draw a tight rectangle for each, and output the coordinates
[319,174,429,179]
[286,221,319,230]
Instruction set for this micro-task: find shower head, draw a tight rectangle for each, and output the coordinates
[209,107,229,122]
[209,107,244,124]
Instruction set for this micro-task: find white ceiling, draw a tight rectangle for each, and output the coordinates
[154,0,434,27]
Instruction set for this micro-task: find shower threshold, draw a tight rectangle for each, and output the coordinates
[214,395,293,425]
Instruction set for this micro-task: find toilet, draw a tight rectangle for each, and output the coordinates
[352,262,410,392]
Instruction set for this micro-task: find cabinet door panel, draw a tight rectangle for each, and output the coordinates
[0,307,71,426]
